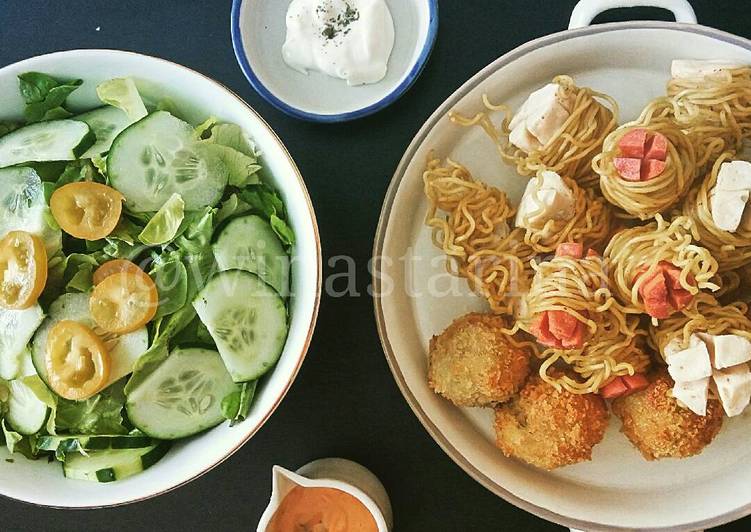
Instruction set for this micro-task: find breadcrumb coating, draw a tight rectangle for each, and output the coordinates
[612,370,723,460]
[493,375,609,470]
[428,313,531,407]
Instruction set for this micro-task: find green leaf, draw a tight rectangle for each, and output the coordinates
[220,381,256,426]
[151,259,188,319]
[2,419,23,454]
[232,381,256,427]
[220,389,241,420]
[138,193,185,246]
[239,184,284,219]
[96,78,147,122]
[216,193,251,225]
[204,144,261,188]
[18,72,60,103]
[205,123,258,157]
[55,381,128,435]
[18,72,82,124]
[63,253,99,293]
[270,214,295,246]
[194,116,218,139]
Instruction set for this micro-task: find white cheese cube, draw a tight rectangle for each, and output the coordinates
[526,100,570,147]
[666,340,713,382]
[712,334,751,369]
[712,364,751,416]
[509,123,542,153]
[715,161,751,192]
[671,59,746,80]
[710,189,750,232]
[673,377,710,416]
[515,170,575,229]
[663,334,703,361]
[508,83,574,151]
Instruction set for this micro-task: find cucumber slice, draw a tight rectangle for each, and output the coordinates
[37,433,155,454]
[74,106,131,158]
[6,379,48,435]
[0,305,44,380]
[108,111,228,212]
[0,166,62,254]
[212,215,289,296]
[62,442,171,482]
[31,293,147,392]
[193,270,288,382]
[0,120,94,167]
[126,348,238,439]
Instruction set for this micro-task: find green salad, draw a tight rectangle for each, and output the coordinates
[0,73,293,482]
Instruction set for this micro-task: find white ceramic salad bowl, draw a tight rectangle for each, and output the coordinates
[0,49,321,508]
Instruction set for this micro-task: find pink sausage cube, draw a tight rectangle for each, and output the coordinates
[614,157,642,181]
[555,242,584,259]
[641,159,666,181]
[644,132,668,161]
[618,128,648,158]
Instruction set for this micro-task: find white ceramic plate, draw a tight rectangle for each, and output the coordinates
[373,18,751,532]
[231,0,438,122]
[0,50,321,508]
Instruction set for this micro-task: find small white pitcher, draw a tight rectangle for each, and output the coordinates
[257,458,393,532]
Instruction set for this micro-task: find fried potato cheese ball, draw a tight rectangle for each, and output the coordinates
[427,313,531,407]
[612,370,724,460]
[493,376,609,470]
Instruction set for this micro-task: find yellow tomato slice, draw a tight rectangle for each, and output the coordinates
[46,320,110,401]
[0,230,48,310]
[92,259,144,286]
[50,182,124,240]
[90,271,158,334]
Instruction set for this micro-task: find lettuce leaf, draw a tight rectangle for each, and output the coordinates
[206,123,258,157]
[221,381,256,426]
[206,144,261,188]
[138,193,185,246]
[238,184,295,245]
[18,72,82,123]
[96,78,147,122]
[151,258,188,319]
[1,419,23,454]
[55,380,128,435]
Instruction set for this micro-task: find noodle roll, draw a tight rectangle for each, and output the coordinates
[515,169,612,254]
[667,60,751,166]
[450,75,618,190]
[681,152,751,271]
[423,157,534,314]
[594,118,697,219]
[603,214,719,320]
[516,243,633,347]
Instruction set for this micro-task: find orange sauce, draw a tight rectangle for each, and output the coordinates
[267,486,378,532]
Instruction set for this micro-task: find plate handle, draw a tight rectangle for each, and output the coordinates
[568,0,697,29]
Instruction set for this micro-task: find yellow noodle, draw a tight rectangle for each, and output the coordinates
[423,157,534,314]
[604,214,719,320]
[450,75,618,190]
[538,326,650,394]
[649,293,751,359]
[510,252,644,393]
[518,170,612,254]
[593,117,697,220]
[681,152,751,271]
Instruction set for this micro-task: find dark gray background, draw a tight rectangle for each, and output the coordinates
[1,1,750,530]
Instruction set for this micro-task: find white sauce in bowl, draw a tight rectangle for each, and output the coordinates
[282,0,395,86]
